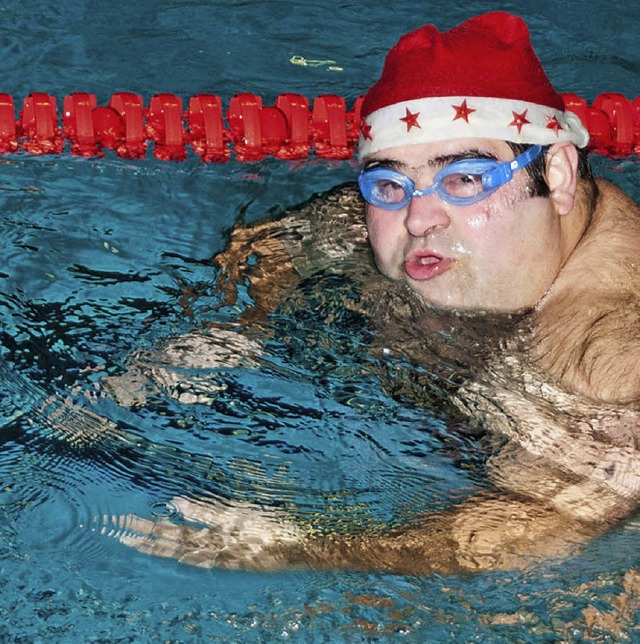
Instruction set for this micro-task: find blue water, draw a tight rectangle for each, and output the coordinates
[0,0,639,641]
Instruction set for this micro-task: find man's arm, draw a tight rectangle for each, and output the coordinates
[113,491,599,575]
[112,398,635,575]
[102,323,264,406]
[111,327,640,574]
[534,289,640,405]
[105,184,371,406]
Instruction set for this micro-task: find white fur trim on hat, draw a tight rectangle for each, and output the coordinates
[358,96,589,159]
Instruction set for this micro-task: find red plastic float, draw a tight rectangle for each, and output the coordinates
[0,94,18,153]
[63,92,99,157]
[0,90,636,160]
[187,94,229,162]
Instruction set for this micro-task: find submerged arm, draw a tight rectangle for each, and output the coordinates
[114,354,640,574]
[105,184,371,406]
[114,491,601,575]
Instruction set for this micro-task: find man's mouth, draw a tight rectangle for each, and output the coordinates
[404,251,453,281]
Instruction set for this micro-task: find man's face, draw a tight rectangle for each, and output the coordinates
[363,138,564,312]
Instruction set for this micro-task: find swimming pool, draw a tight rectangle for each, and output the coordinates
[1,0,639,640]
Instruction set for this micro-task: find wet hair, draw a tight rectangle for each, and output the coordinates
[506,142,597,200]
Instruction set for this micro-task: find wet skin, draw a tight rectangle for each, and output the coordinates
[363,138,575,312]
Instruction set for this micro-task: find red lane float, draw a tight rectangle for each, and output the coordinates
[0,91,637,161]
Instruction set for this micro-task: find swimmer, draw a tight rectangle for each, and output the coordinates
[112,12,640,574]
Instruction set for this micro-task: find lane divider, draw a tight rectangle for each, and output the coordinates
[0,91,638,161]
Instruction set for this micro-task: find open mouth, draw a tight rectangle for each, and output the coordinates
[404,252,453,281]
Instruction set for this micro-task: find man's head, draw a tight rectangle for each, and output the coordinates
[357,12,593,312]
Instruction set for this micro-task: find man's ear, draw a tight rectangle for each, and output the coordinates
[545,142,579,216]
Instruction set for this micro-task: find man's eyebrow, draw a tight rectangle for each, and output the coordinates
[432,148,499,166]
[362,148,500,172]
[362,157,404,172]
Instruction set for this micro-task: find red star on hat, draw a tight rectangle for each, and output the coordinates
[545,115,563,136]
[400,107,421,131]
[360,119,373,141]
[509,110,530,134]
[452,99,476,123]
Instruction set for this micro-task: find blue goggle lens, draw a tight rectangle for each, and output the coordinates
[358,145,544,210]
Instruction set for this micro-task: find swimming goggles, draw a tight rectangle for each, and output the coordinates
[358,145,544,210]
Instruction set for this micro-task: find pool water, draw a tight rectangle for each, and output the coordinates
[1,0,639,641]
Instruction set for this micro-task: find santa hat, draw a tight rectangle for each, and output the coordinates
[358,12,589,158]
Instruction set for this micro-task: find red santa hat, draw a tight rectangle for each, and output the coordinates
[358,12,589,158]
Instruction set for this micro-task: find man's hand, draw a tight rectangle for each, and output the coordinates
[214,219,302,321]
[105,497,305,571]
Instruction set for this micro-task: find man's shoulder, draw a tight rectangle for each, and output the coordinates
[533,179,640,404]
[563,179,640,286]
[593,178,640,230]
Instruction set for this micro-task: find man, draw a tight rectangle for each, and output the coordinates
[114,12,640,574]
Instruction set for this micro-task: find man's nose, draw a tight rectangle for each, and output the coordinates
[404,193,451,237]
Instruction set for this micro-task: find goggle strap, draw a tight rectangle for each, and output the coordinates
[514,144,543,170]
[482,145,543,190]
